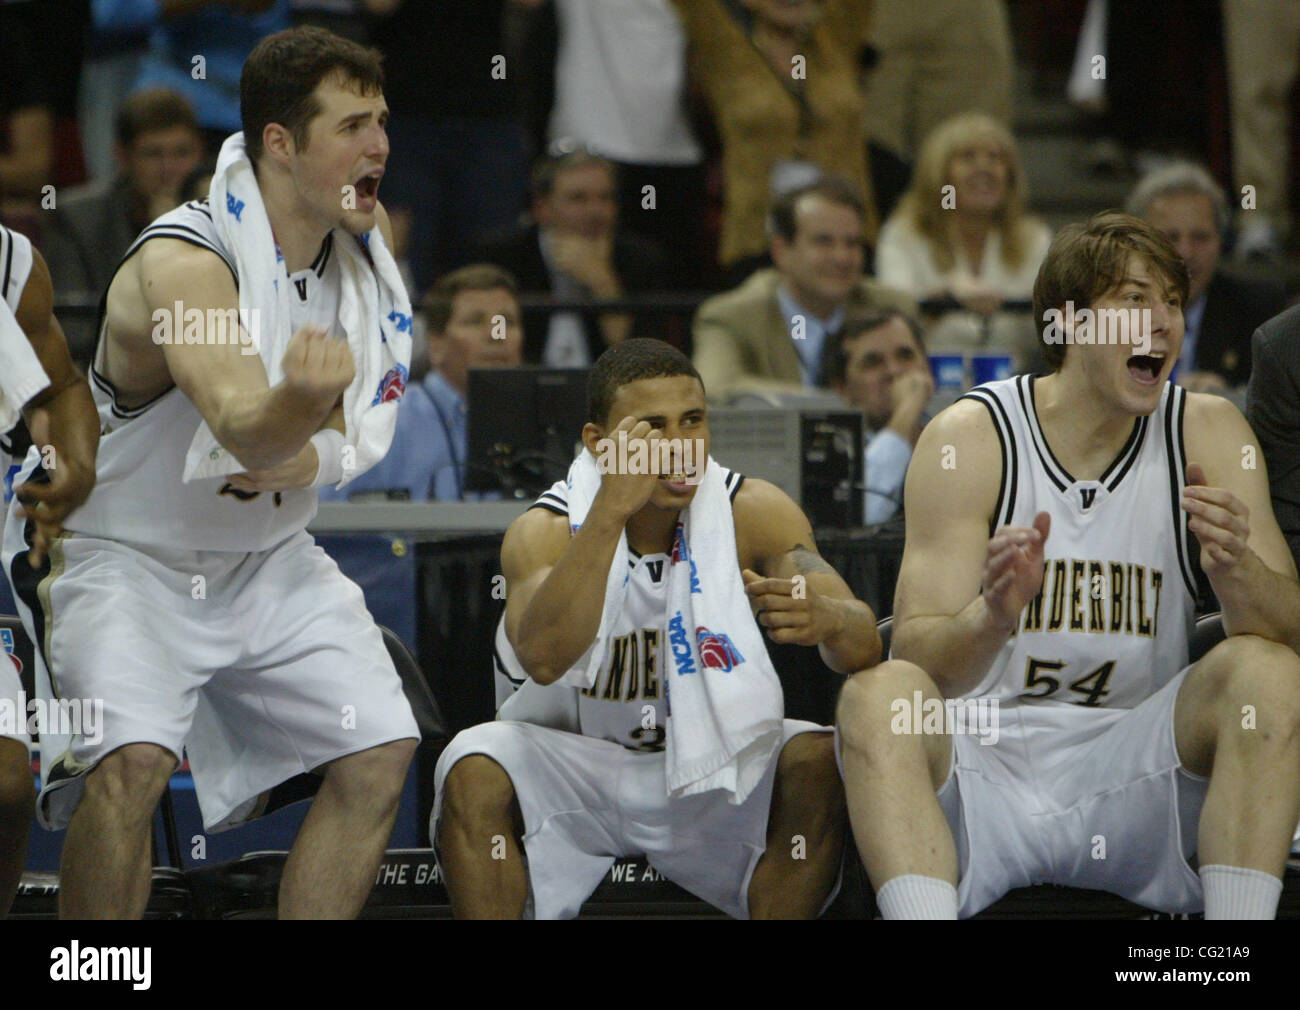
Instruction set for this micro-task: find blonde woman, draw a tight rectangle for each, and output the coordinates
[876,112,1051,369]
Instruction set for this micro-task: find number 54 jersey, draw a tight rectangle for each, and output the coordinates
[960,375,1198,711]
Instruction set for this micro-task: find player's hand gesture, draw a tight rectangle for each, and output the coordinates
[1182,462,1250,578]
[15,406,96,569]
[593,416,663,520]
[743,568,840,646]
[981,511,1051,631]
[282,326,355,407]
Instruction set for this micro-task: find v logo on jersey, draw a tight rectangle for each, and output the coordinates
[293,277,308,301]
[1080,487,1097,509]
[646,560,664,583]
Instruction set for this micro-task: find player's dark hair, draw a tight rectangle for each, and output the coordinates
[529,148,616,202]
[767,176,866,244]
[114,87,199,148]
[1033,211,1189,371]
[421,264,520,334]
[822,309,927,387]
[588,339,704,427]
[241,26,385,167]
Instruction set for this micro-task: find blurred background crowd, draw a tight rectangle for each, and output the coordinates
[2,0,1298,522]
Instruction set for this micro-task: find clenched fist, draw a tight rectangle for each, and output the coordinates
[282,326,354,407]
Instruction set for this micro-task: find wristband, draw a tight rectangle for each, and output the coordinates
[310,429,347,488]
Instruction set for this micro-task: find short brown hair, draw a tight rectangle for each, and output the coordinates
[768,176,865,244]
[823,309,926,387]
[421,264,520,334]
[1033,212,1189,371]
[588,338,703,427]
[240,26,385,166]
[115,88,199,148]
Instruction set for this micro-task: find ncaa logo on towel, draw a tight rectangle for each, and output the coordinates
[1,628,21,675]
[371,364,409,405]
[225,192,244,222]
[696,627,743,672]
[668,611,695,676]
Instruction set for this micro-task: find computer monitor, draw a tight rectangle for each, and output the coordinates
[465,367,590,497]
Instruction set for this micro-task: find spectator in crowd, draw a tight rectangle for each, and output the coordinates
[319,265,525,503]
[860,0,1013,220]
[1223,0,1299,261]
[1127,161,1286,391]
[131,0,291,151]
[875,112,1051,370]
[42,89,204,362]
[477,148,670,367]
[1247,305,1300,574]
[539,0,707,288]
[368,0,532,295]
[692,178,915,403]
[825,309,933,527]
[670,0,877,282]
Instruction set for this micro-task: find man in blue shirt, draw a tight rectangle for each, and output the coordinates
[825,309,933,526]
[320,264,524,501]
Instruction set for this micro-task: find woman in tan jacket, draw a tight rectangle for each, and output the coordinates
[672,0,877,278]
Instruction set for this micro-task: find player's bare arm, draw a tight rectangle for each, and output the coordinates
[891,399,1052,697]
[734,477,880,674]
[118,238,354,471]
[1182,393,1300,652]
[505,416,664,684]
[12,247,99,567]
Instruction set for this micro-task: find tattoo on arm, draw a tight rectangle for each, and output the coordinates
[790,543,837,577]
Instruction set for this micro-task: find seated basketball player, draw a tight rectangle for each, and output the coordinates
[837,212,1300,919]
[436,338,880,919]
[1,28,419,919]
[0,227,98,916]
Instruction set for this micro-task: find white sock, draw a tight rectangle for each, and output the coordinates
[875,874,958,920]
[1200,864,1282,920]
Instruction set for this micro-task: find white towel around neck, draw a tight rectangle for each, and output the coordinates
[183,132,412,487]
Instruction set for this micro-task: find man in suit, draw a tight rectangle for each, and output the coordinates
[476,147,670,367]
[692,178,916,404]
[42,88,204,363]
[1127,161,1286,390]
[1247,304,1300,575]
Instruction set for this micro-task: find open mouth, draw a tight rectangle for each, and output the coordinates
[354,171,382,202]
[1126,353,1166,384]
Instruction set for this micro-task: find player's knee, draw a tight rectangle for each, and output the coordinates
[775,734,843,829]
[440,755,516,832]
[836,659,935,756]
[86,744,175,813]
[0,742,34,819]
[326,738,416,807]
[1205,636,1300,734]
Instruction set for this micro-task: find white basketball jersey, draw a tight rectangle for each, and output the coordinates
[60,200,346,552]
[960,375,1198,710]
[495,468,747,750]
[1,223,36,478]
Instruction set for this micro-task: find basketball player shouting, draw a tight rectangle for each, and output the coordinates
[437,339,879,918]
[838,213,1300,919]
[0,226,99,916]
[1,28,418,918]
